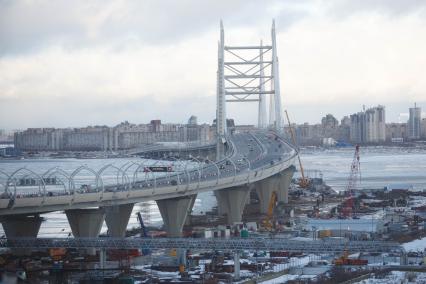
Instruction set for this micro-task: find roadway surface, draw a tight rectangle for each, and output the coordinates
[0,131,297,216]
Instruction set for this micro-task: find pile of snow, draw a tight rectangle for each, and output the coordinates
[259,274,299,284]
[354,271,426,284]
[259,274,316,284]
[403,237,426,252]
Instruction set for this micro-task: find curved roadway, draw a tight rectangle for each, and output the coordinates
[0,130,297,216]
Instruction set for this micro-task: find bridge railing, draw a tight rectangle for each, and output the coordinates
[0,131,297,211]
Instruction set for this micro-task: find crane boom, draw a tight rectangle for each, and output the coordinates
[284,110,310,188]
[341,145,361,218]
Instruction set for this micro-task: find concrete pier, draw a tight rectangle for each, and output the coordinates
[215,185,251,224]
[0,214,43,255]
[66,208,106,238]
[156,195,196,237]
[277,166,296,203]
[105,203,134,237]
[1,214,42,239]
[66,208,105,255]
[234,252,240,280]
[99,248,106,269]
[255,166,296,214]
[255,176,280,214]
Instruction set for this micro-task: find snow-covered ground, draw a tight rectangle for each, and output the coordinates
[403,237,426,252]
[135,253,324,283]
[259,274,316,284]
[408,195,426,208]
[259,274,299,284]
[353,271,426,284]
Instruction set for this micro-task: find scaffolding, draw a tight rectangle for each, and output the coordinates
[0,237,404,254]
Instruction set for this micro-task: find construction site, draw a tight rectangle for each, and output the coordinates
[1,13,425,283]
[2,136,426,284]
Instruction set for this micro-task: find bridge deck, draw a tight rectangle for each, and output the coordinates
[0,131,297,215]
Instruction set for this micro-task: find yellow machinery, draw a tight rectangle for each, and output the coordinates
[284,110,310,188]
[262,191,278,230]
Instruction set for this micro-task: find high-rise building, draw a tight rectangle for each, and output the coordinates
[341,116,351,127]
[350,112,365,143]
[386,123,407,142]
[349,105,385,143]
[408,103,421,140]
[188,115,197,125]
[421,118,426,139]
[150,120,162,132]
[321,114,338,128]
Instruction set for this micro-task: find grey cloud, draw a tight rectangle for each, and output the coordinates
[325,0,426,18]
[2,0,424,55]
[0,1,87,55]
[0,0,246,54]
[0,0,312,55]
[1,0,425,129]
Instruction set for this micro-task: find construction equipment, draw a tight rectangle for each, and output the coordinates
[261,191,278,230]
[137,211,151,255]
[284,110,310,188]
[340,145,361,218]
[333,249,368,266]
[49,248,66,261]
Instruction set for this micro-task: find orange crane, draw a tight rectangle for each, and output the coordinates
[333,249,368,266]
[284,110,310,188]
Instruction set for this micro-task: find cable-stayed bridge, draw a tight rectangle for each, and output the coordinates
[0,22,400,257]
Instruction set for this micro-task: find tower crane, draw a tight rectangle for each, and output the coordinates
[284,110,310,188]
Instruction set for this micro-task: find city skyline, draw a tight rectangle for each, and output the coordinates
[0,101,424,132]
[1,1,426,129]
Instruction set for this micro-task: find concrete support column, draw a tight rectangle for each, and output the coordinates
[234,252,240,280]
[215,185,251,225]
[1,214,43,256]
[400,253,408,265]
[65,208,105,255]
[99,248,106,269]
[1,214,42,239]
[105,203,134,237]
[255,176,280,214]
[66,208,106,238]
[156,194,196,237]
[277,166,296,203]
[214,190,229,216]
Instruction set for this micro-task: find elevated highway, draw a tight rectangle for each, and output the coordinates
[0,130,298,244]
[125,141,216,158]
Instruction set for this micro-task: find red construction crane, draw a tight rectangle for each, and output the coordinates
[341,145,361,218]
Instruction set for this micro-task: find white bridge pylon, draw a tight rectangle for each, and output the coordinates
[216,20,283,137]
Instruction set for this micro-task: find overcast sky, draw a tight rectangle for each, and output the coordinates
[1,0,425,130]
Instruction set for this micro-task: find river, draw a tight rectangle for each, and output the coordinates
[0,146,425,237]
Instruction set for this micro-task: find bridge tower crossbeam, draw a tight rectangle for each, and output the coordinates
[216,20,284,152]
